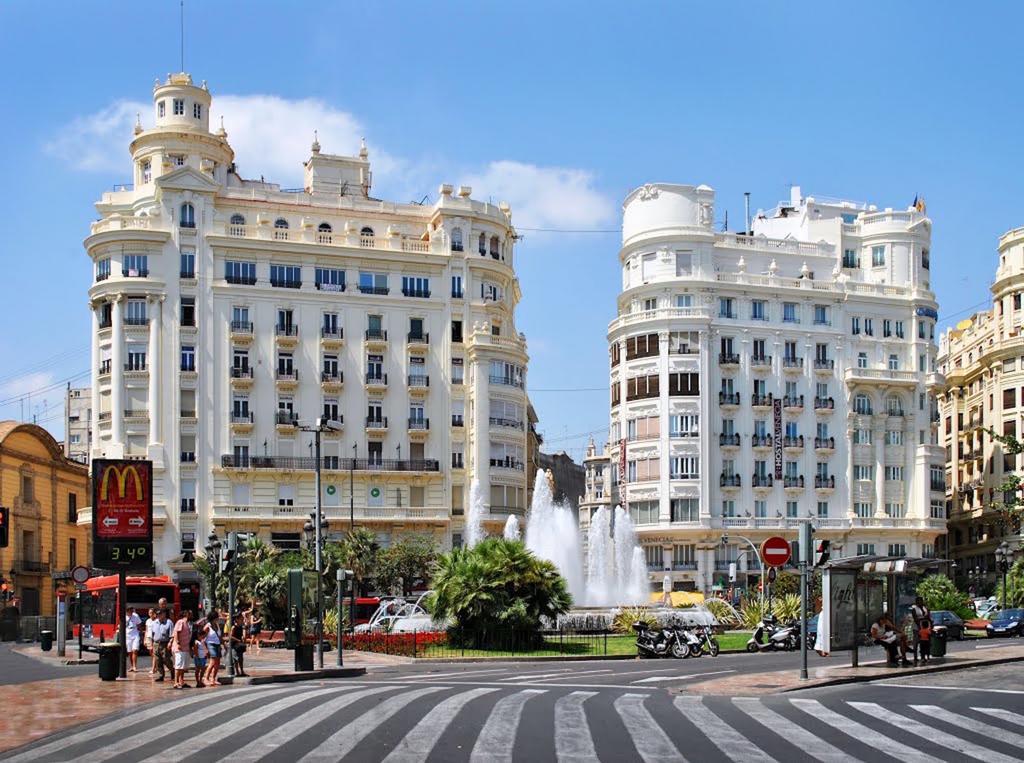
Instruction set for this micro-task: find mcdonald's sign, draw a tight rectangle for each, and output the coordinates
[92,459,153,555]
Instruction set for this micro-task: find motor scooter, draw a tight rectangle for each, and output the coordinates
[746,615,801,652]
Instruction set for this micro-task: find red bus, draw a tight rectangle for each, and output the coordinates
[70,575,180,641]
[353,597,381,626]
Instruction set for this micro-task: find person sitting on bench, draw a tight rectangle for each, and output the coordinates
[870,615,911,667]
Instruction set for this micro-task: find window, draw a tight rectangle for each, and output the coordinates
[125,299,147,325]
[481,281,502,301]
[180,250,195,278]
[490,235,500,259]
[842,249,859,268]
[721,500,736,518]
[1004,388,1017,409]
[69,537,78,567]
[490,360,524,388]
[270,264,301,288]
[857,352,868,369]
[452,320,463,343]
[885,429,903,445]
[719,297,735,318]
[323,397,340,422]
[401,276,430,298]
[123,254,149,277]
[883,319,892,338]
[871,245,885,267]
[671,498,699,522]
[451,275,463,298]
[180,345,195,372]
[887,544,907,557]
[670,456,699,480]
[367,354,384,381]
[643,298,657,311]
[170,153,185,167]
[675,252,692,276]
[629,501,659,526]
[857,543,876,556]
[669,413,699,437]
[851,317,861,335]
[853,465,874,481]
[884,466,905,481]
[315,268,345,292]
[322,353,339,379]
[864,318,873,336]
[67,493,78,524]
[158,100,166,118]
[450,227,463,252]
[813,305,828,325]
[886,395,903,416]
[751,300,767,321]
[626,333,660,360]
[669,331,699,355]
[95,257,111,281]
[231,305,250,330]
[180,296,195,327]
[359,271,389,295]
[225,260,256,285]
[180,202,195,228]
[783,303,798,323]
[322,312,340,338]
[126,344,146,371]
[817,501,829,518]
[172,98,184,116]
[786,501,798,518]
[888,354,899,371]
[895,321,904,338]
[854,394,872,414]
[668,372,699,396]
[676,294,693,308]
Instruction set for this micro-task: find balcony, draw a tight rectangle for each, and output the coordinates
[123,409,148,420]
[359,285,390,296]
[751,474,774,489]
[720,474,741,488]
[365,372,388,388]
[930,480,946,493]
[451,415,465,428]
[14,559,50,575]
[490,375,524,389]
[408,417,430,432]
[783,435,805,452]
[814,436,836,453]
[719,391,740,409]
[365,329,388,347]
[225,274,257,286]
[230,367,254,387]
[230,321,254,342]
[275,325,299,346]
[718,353,740,369]
[98,361,112,376]
[814,358,835,374]
[320,326,344,347]
[407,332,430,350]
[783,394,804,413]
[275,411,299,429]
[402,288,431,299]
[270,278,302,289]
[275,369,299,388]
[490,417,523,431]
[751,393,773,410]
[844,367,918,386]
[124,316,150,327]
[408,374,430,392]
[231,412,254,432]
[124,362,147,373]
[491,458,525,472]
[783,357,804,373]
[122,269,150,278]
[719,433,741,448]
[180,499,196,514]
[783,475,805,491]
[316,282,346,293]
[751,434,773,450]
[814,396,835,413]
[815,475,836,491]
[751,356,772,374]
[180,451,196,464]
[366,416,388,432]
[321,370,344,390]
[219,455,441,473]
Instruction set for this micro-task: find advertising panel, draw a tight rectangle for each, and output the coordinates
[91,459,153,570]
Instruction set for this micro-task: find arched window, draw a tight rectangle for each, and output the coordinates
[886,395,904,416]
[451,227,464,252]
[360,226,375,237]
[854,394,872,415]
[318,222,332,233]
[274,218,289,240]
[317,222,333,243]
[274,218,289,229]
[180,202,195,228]
[489,235,500,259]
[478,233,487,255]
[230,214,246,226]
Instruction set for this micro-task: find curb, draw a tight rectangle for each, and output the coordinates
[781,653,1024,693]
[411,649,747,664]
[231,667,367,685]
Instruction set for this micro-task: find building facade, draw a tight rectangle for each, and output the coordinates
[938,224,1024,589]
[537,450,586,514]
[84,73,530,580]
[600,183,946,592]
[64,386,91,463]
[0,422,91,616]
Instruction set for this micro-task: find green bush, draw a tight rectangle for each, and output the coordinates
[916,574,974,620]
[702,597,739,627]
[739,596,770,629]
[612,607,656,633]
[996,559,1024,609]
[771,593,801,622]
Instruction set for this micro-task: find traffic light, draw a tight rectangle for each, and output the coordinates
[0,581,9,602]
[221,532,250,573]
[728,562,737,583]
[814,539,831,567]
[0,506,9,548]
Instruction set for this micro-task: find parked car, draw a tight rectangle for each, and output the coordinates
[977,599,1001,619]
[929,610,965,640]
[985,608,1024,637]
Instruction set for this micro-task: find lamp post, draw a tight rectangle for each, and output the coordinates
[996,542,1011,610]
[350,441,357,632]
[203,532,221,612]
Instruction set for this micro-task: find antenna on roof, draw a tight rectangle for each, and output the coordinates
[180,0,185,72]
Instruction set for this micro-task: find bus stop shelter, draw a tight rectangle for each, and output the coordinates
[819,555,950,667]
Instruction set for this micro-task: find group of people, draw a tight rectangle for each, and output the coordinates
[870,597,934,667]
[123,599,263,689]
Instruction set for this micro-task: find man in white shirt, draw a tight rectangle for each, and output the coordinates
[124,606,142,672]
[150,609,174,682]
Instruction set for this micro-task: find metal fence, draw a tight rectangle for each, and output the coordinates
[344,628,612,658]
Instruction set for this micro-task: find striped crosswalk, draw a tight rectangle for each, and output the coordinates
[7,682,1024,762]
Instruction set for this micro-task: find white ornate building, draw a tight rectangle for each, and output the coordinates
[592,183,946,593]
[84,73,530,580]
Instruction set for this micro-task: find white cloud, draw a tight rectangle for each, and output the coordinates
[46,97,616,229]
[463,160,616,230]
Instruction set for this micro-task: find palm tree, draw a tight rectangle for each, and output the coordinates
[342,528,379,596]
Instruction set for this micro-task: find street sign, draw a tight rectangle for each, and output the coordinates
[760,536,792,568]
[91,459,153,570]
[70,565,91,585]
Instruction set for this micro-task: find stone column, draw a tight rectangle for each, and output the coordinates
[148,295,163,445]
[658,331,671,523]
[90,301,101,456]
[472,352,490,508]
[874,407,887,518]
[110,295,124,445]
[699,330,713,520]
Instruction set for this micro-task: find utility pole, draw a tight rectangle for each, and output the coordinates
[799,521,813,681]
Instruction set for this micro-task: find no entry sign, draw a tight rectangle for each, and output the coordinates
[760,536,792,568]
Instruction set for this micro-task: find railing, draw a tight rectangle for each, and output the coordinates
[751,434,772,447]
[783,395,804,409]
[491,458,525,471]
[784,476,805,489]
[408,418,430,430]
[402,289,431,298]
[844,367,918,383]
[342,628,613,659]
[123,409,148,418]
[815,475,836,489]
[408,374,429,388]
[180,363,196,373]
[784,435,804,448]
[783,357,803,369]
[366,373,388,385]
[124,363,146,372]
[366,416,388,428]
[275,412,299,426]
[15,559,50,574]
[814,397,835,410]
[275,325,299,337]
[488,416,523,430]
[231,412,254,424]
[607,307,711,333]
[751,475,773,487]
[180,409,197,419]
[321,326,344,339]
[490,375,524,388]
[124,316,149,326]
[220,455,442,472]
[270,279,302,289]
[180,499,196,513]
[451,416,464,427]
[231,367,253,379]
[359,285,390,296]
[122,269,150,278]
[276,369,299,382]
[719,433,741,446]
[715,231,835,257]
[321,371,343,383]
[230,321,253,333]
[720,474,742,487]
[719,353,740,365]
[751,356,772,368]
[180,452,196,463]
[365,329,388,341]
[407,332,430,344]
[225,274,257,285]
[814,359,835,370]
[814,437,835,450]
[719,392,740,405]
[98,361,111,375]
[751,394,773,407]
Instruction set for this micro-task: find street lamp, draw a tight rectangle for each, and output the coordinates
[299,416,342,670]
[203,532,222,612]
[995,542,1012,610]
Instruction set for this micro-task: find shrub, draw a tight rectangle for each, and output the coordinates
[996,559,1024,609]
[612,607,656,633]
[916,574,974,620]
[703,597,739,627]
[739,596,770,629]
[771,593,802,622]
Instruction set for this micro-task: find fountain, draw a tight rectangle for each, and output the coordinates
[465,478,485,548]
[503,515,521,541]
[525,470,648,606]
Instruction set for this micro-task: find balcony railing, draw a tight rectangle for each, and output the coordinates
[180,362,196,373]
[783,395,804,410]
[751,356,772,368]
[408,374,430,388]
[366,416,388,429]
[123,409,148,418]
[783,357,803,369]
[270,279,302,289]
[225,274,257,285]
[814,358,835,370]
[180,452,196,463]
[359,285,390,296]
[322,370,343,383]
[220,455,440,472]
[276,369,298,382]
[408,418,430,430]
[720,474,742,487]
[784,435,804,449]
[365,329,388,341]
[275,325,299,337]
[231,412,254,424]
[231,367,253,379]
[751,393,773,407]
[751,434,772,447]
[490,375,524,388]
[784,476,805,489]
[719,433,741,446]
[451,416,464,427]
[321,326,344,339]
[275,411,299,426]
[124,363,146,372]
[718,353,740,365]
[230,320,253,334]
[814,437,835,450]
[815,475,836,489]
[180,499,196,513]
[490,458,525,471]
[491,417,523,430]
[366,373,388,385]
[15,559,50,574]
[402,289,431,298]
[751,474,773,488]
[719,392,741,406]
[124,316,149,326]
[407,332,430,345]
[316,282,346,292]
[814,396,835,410]
[98,361,111,375]
[122,269,150,278]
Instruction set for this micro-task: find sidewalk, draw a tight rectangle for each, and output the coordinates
[0,644,398,754]
[677,642,1024,697]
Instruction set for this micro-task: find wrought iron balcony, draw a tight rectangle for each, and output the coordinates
[220,455,440,472]
[720,474,742,487]
[275,411,299,426]
[408,374,430,388]
[783,395,805,410]
[814,436,835,450]
[230,320,253,334]
[408,418,430,430]
[719,353,740,366]
[231,367,253,379]
[751,393,773,407]
[751,434,773,447]
[719,391,741,406]
[814,358,835,371]
[275,324,299,337]
[814,396,835,410]
[359,285,390,296]
[815,475,836,489]
[752,474,774,488]
[321,326,344,339]
[366,373,388,386]
[784,435,805,449]
[365,329,388,341]
[783,356,803,369]
[719,433,741,447]
[784,475,805,489]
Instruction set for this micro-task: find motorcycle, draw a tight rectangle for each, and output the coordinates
[634,621,687,658]
[670,623,705,658]
[746,615,801,652]
[692,625,721,657]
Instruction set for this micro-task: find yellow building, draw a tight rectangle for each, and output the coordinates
[0,422,90,616]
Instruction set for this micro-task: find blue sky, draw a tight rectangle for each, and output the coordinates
[1,1,1022,460]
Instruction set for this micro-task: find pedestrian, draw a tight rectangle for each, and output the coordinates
[918,617,932,664]
[245,600,263,653]
[229,613,248,677]
[203,611,223,686]
[192,618,209,687]
[910,596,931,665]
[171,609,192,689]
[145,608,158,675]
[150,609,174,682]
[124,606,142,672]
[870,615,910,667]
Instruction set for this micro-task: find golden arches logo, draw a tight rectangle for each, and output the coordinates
[99,464,145,501]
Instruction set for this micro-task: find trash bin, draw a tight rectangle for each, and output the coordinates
[930,628,947,658]
[294,643,314,672]
[40,630,53,652]
[98,642,121,681]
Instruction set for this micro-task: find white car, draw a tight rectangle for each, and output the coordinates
[353,593,448,634]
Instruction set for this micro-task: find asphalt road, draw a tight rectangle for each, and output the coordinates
[4,642,1023,762]
[0,643,94,686]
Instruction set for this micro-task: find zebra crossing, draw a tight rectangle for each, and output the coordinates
[5,681,1024,762]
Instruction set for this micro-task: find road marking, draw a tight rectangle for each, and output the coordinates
[368,677,657,691]
[405,668,520,680]
[469,689,547,763]
[731,698,855,763]
[910,705,1024,748]
[614,693,685,762]
[633,669,736,684]
[789,699,940,763]
[875,683,1024,695]
[847,702,1019,763]
[555,691,599,763]
[221,685,397,761]
[673,696,776,763]
[383,688,499,763]
[299,686,448,762]
[3,685,285,763]
[972,642,1008,649]
[504,669,613,682]
[973,707,1024,728]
